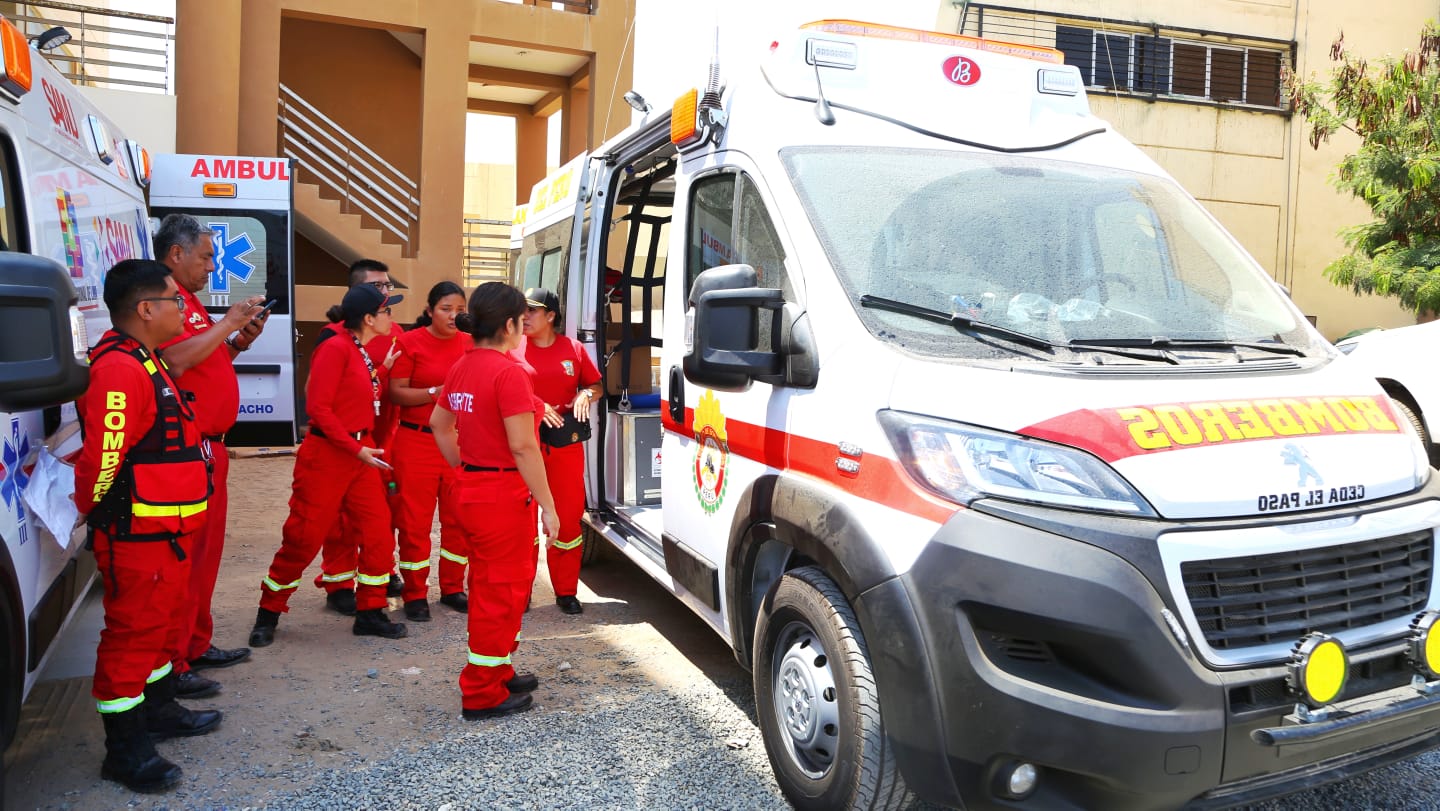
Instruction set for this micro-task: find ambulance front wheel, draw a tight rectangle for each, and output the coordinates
[753,566,912,811]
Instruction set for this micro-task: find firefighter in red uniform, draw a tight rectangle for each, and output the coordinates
[75,260,223,793]
[153,214,267,700]
[517,288,601,614]
[249,284,408,645]
[388,281,471,621]
[432,282,559,719]
[312,258,405,614]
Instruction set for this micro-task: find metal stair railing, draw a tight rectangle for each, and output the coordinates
[462,217,514,286]
[13,0,173,92]
[277,83,420,256]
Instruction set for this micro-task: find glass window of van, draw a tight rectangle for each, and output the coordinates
[687,172,793,300]
[780,147,1316,362]
[0,141,24,252]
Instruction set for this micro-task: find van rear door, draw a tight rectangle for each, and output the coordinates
[150,154,297,447]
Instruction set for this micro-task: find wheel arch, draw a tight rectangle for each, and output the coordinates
[1379,379,1430,440]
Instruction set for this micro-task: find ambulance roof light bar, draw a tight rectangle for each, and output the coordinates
[801,19,1064,65]
[0,16,34,100]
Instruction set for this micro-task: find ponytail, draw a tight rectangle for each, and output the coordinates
[325,304,343,324]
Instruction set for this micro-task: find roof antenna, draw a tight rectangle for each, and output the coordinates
[697,25,728,143]
[812,63,836,126]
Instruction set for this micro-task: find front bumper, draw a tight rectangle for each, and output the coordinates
[855,488,1440,810]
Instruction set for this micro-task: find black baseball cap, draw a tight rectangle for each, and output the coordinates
[340,284,403,320]
[525,287,559,312]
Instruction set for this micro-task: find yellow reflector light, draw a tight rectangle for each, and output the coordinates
[203,182,237,198]
[1287,633,1348,708]
[1407,610,1440,680]
[0,17,33,97]
[801,19,1063,64]
[671,88,699,146]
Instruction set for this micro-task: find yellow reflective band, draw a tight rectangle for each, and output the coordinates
[534,535,542,546]
[262,576,302,591]
[141,359,158,374]
[439,549,468,565]
[397,560,429,571]
[131,500,208,518]
[515,632,522,641]
[146,662,172,683]
[96,693,144,714]
[553,536,583,551]
[320,570,356,583]
[467,651,512,667]
[356,573,390,586]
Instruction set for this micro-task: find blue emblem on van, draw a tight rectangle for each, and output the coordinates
[207,222,256,293]
[1,418,32,543]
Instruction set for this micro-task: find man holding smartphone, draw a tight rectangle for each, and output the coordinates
[154,213,269,699]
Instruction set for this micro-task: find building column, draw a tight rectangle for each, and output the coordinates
[175,0,241,154]
[414,3,469,302]
[560,79,590,161]
[515,112,548,204]
[237,0,282,157]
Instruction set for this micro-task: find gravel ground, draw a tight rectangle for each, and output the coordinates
[8,456,1440,810]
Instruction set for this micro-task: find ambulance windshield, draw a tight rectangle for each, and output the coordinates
[781,147,1317,362]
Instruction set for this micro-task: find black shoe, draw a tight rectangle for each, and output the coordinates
[404,599,431,622]
[438,592,468,613]
[386,573,404,598]
[100,707,182,793]
[174,671,220,699]
[556,595,583,615]
[249,608,280,648]
[353,609,407,639]
[462,692,533,720]
[506,672,539,694]
[144,673,223,740]
[325,589,357,616]
[188,645,250,670]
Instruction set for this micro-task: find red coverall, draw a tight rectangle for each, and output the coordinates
[440,348,542,711]
[390,327,468,601]
[163,284,239,674]
[313,320,404,595]
[76,333,209,713]
[514,335,601,599]
[260,332,393,613]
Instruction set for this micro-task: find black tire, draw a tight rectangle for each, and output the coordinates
[1393,398,1439,468]
[753,566,912,811]
[579,523,604,567]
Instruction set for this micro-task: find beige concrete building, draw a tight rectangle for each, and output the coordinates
[172,0,635,350]
[936,1,1438,339]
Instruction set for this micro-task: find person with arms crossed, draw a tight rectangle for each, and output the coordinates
[76,259,223,793]
[432,283,559,719]
[249,284,409,645]
[388,281,471,621]
[152,213,266,698]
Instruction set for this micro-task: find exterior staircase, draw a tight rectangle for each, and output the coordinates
[291,180,412,321]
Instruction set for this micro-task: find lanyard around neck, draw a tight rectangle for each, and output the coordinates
[348,330,381,416]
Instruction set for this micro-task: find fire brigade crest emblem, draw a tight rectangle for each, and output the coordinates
[692,391,729,514]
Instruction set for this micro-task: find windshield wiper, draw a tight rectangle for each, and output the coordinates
[1072,337,1305,358]
[860,294,1057,351]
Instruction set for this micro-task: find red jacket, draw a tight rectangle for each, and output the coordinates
[306,329,385,456]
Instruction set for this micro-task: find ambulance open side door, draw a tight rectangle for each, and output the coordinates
[149,154,297,447]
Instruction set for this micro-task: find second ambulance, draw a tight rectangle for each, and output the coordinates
[515,20,1440,810]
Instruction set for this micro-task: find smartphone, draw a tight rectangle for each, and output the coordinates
[373,459,393,471]
[255,299,277,321]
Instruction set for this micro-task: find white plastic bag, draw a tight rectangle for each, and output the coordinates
[22,447,78,548]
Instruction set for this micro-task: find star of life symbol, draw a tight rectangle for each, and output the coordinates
[1281,442,1323,488]
[207,222,256,293]
[1,418,32,544]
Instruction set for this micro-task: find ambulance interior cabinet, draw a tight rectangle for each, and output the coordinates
[605,410,661,506]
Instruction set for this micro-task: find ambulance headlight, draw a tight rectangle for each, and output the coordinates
[879,411,1156,516]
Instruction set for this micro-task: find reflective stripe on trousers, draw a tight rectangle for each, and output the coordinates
[468,650,512,667]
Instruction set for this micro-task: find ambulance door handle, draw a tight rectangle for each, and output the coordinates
[668,366,685,424]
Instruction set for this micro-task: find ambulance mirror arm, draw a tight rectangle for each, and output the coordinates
[685,264,816,391]
[813,64,836,126]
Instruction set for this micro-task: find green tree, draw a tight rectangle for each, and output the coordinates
[1289,26,1440,314]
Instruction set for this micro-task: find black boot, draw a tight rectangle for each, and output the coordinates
[325,589,356,616]
[403,599,431,622]
[353,609,407,639]
[100,706,183,793]
[145,672,222,740]
[438,592,468,613]
[249,607,280,647]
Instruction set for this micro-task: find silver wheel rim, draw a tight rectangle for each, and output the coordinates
[771,620,840,779]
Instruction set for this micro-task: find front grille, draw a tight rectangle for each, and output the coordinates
[1181,531,1433,650]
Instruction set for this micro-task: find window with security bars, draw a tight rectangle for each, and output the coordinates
[1055,25,1285,107]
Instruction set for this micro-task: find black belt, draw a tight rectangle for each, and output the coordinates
[202,434,225,443]
[310,426,366,441]
[462,464,518,472]
[399,420,433,434]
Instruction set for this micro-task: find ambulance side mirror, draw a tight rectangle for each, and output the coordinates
[685,264,817,391]
[0,253,89,411]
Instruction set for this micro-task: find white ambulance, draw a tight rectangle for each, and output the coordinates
[515,19,1440,810]
[0,14,153,764]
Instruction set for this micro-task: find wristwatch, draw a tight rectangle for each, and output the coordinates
[427,386,438,399]
[580,389,594,400]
